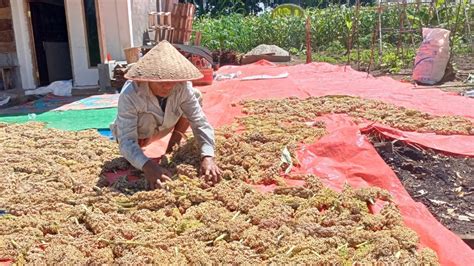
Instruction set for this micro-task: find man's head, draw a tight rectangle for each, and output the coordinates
[148,81,178,97]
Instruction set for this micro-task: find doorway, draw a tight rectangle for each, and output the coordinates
[28,0,72,86]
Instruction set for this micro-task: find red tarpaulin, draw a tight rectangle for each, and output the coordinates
[105,61,474,265]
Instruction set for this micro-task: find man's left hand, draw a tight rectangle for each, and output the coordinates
[200,157,221,184]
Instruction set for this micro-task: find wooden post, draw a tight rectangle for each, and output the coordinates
[305,16,312,64]
[449,2,462,62]
[464,4,471,44]
[347,0,360,70]
[405,0,417,49]
[415,0,423,36]
[194,31,202,46]
[148,12,155,29]
[355,1,361,70]
[95,0,107,63]
[367,13,379,78]
[396,1,404,57]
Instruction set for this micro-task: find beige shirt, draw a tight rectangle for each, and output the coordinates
[111,80,215,170]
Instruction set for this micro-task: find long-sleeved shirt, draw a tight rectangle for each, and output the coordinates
[110,80,215,170]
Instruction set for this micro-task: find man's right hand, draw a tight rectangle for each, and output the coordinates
[142,160,172,190]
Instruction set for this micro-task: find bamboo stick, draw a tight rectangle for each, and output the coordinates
[367,12,379,78]
[377,0,383,66]
[305,16,312,64]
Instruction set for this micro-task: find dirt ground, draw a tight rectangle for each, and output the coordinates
[371,138,474,239]
[371,54,474,94]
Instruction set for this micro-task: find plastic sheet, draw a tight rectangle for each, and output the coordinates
[105,61,474,265]
[294,114,474,265]
[360,122,474,157]
[200,61,474,125]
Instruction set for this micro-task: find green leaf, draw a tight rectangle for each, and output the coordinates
[406,14,420,22]
[345,20,353,30]
[435,0,446,9]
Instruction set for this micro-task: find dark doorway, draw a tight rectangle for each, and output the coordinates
[29,0,72,86]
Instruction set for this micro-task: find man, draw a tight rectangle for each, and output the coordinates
[111,41,220,190]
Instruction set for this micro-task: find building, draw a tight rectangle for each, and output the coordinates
[0,0,166,91]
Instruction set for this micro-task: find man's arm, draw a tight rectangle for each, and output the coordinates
[116,92,171,189]
[180,84,220,182]
[179,85,215,159]
[115,92,149,170]
[166,117,189,154]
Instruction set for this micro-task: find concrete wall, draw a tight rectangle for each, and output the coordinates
[10,0,36,89]
[11,0,100,89]
[98,0,158,54]
[65,0,98,87]
[130,0,157,47]
[157,0,178,12]
[98,0,133,61]
[10,0,158,90]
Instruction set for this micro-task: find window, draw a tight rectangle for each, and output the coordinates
[83,0,100,67]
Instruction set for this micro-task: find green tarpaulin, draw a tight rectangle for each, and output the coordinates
[0,108,117,131]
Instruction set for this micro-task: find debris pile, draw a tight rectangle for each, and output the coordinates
[112,64,128,90]
[246,44,290,57]
[241,44,291,64]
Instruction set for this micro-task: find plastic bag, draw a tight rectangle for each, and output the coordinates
[413,28,450,85]
[0,95,10,106]
[25,80,73,97]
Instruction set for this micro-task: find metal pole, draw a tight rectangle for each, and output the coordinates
[463,3,472,48]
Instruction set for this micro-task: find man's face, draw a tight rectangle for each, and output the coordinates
[149,82,177,97]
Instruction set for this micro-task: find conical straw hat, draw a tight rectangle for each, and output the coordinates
[125,41,203,82]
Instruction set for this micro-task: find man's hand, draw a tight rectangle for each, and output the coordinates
[200,157,221,184]
[142,160,172,190]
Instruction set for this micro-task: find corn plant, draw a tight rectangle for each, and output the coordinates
[194,3,473,71]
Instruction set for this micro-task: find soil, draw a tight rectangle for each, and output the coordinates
[452,54,474,81]
[371,137,474,237]
[371,54,474,94]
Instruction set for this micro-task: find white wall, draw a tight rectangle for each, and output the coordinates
[10,0,154,89]
[10,0,36,89]
[158,0,178,11]
[130,0,157,47]
[97,0,159,58]
[98,0,133,61]
[65,0,98,87]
